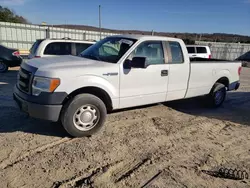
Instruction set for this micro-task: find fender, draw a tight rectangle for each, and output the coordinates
[213,69,230,86]
[55,74,119,108]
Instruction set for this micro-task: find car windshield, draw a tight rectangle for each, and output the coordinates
[80,37,137,63]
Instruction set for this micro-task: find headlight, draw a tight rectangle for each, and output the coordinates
[32,76,60,96]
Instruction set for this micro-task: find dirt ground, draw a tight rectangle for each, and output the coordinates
[0,67,250,188]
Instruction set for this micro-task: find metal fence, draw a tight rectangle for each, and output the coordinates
[1,21,250,60]
[195,41,250,60]
[0,21,119,51]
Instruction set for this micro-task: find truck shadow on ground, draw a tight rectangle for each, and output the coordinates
[0,69,70,137]
[0,105,69,138]
[0,92,249,137]
[0,70,19,86]
[165,91,250,126]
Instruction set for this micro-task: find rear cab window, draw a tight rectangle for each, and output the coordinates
[44,42,72,55]
[167,41,184,64]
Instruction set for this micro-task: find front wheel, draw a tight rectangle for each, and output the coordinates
[0,61,8,73]
[61,94,107,137]
[208,83,226,108]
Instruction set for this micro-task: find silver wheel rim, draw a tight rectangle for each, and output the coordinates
[215,89,224,105]
[0,62,7,71]
[73,104,100,131]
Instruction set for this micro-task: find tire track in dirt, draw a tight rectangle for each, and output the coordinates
[112,156,151,183]
[140,170,162,188]
[52,161,121,188]
[106,106,198,131]
[0,137,72,170]
[52,156,153,188]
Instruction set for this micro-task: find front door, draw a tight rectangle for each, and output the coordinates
[119,41,169,109]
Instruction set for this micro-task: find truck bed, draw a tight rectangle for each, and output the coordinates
[185,58,241,98]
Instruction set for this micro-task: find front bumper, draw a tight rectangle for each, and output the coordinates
[13,85,65,122]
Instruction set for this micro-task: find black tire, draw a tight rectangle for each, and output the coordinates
[61,94,107,137]
[0,61,8,73]
[208,83,226,108]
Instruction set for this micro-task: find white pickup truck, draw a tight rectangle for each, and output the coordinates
[13,35,242,137]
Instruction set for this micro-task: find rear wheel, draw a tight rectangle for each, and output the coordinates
[0,61,8,73]
[208,83,226,108]
[61,94,107,137]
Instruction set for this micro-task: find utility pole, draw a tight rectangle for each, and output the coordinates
[99,5,102,40]
[199,34,202,41]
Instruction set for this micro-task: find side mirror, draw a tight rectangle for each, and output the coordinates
[130,57,147,68]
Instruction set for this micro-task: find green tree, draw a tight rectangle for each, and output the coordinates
[0,5,28,23]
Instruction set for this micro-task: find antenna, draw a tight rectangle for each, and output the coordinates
[99,5,102,40]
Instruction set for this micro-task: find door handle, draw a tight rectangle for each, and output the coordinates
[161,70,168,76]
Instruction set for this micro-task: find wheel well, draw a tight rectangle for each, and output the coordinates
[216,77,229,89]
[63,87,113,111]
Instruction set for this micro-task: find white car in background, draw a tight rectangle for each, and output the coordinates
[186,45,212,59]
[28,38,95,59]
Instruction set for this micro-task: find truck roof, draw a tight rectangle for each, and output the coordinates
[109,34,183,42]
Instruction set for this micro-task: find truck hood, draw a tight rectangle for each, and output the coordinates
[22,55,118,78]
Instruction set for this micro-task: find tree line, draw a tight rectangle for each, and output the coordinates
[0,5,28,24]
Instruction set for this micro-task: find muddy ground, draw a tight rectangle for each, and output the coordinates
[0,67,250,188]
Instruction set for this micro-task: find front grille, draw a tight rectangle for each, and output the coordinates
[18,68,32,93]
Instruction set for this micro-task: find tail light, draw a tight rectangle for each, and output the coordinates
[12,51,20,57]
[208,55,212,59]
[238,66,242,76]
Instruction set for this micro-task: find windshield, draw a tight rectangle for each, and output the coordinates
[80,37,137,63]
[237,51,250,61]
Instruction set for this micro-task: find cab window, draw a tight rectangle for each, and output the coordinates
[168,42,184,64]
[129,41,165,65]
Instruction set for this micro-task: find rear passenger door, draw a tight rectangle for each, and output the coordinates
[165,41,190,101]
[43,42,72,57]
